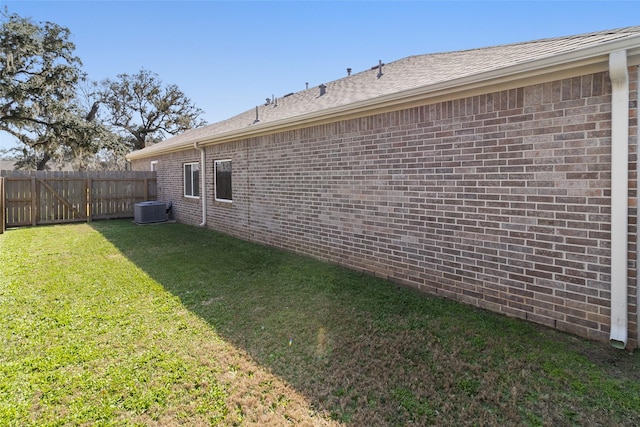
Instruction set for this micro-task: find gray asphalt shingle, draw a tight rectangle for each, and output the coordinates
[130,26,640,157]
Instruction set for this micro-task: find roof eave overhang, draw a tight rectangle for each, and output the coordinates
[127,36,640,161]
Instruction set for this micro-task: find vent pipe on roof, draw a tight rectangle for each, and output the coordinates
[347,68,352,76]
[253,106,260,124]
[377,60,383,78]
[306,82,309,89]
[319,84,327,96]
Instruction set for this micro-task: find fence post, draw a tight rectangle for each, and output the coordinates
[86,178,92,223]
[0,177,5,234]
[31,177,37,226]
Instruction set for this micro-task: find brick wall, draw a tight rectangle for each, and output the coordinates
[132,69,639,348]
[132,149,203,225]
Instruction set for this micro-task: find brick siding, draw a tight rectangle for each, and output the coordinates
[134,149,203,225]
[132,69,639,348]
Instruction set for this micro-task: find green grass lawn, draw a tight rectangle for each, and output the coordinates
[1,220,639,426]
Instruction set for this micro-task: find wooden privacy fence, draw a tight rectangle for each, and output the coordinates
[0,171,157,232]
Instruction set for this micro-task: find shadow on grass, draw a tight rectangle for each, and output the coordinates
[92,220,640,426]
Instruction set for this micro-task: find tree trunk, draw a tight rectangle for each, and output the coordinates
[133,132,146,151]
[36,152,51,170]
[86,101,99,122]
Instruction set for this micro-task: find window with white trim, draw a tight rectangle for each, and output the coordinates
[214,159,232,202]
[184,162,200,198]
[150,161,158,171]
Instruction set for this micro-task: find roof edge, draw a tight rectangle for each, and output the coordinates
[127,34,640,161]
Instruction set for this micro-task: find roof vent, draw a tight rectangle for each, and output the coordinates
[319,84,327,96]
[377,60,383,79]
[347,68,352,76]
[253,106,260,124]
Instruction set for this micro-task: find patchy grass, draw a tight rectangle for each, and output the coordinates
[1,220,639,426]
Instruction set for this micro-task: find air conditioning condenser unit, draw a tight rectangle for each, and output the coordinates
[134,201,166,224]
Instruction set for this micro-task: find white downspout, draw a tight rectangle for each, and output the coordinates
[609,50,629,349]
[194,142,207,227]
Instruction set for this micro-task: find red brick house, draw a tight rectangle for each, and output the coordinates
[127,27,640,349]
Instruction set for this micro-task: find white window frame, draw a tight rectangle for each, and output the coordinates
[184,162,200,198]
[150,160,158,171]
[214,159,232,203]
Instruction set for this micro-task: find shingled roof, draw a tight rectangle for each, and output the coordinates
[128,26,640,160]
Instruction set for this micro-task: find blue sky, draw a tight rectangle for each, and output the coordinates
[1,0,639,150]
